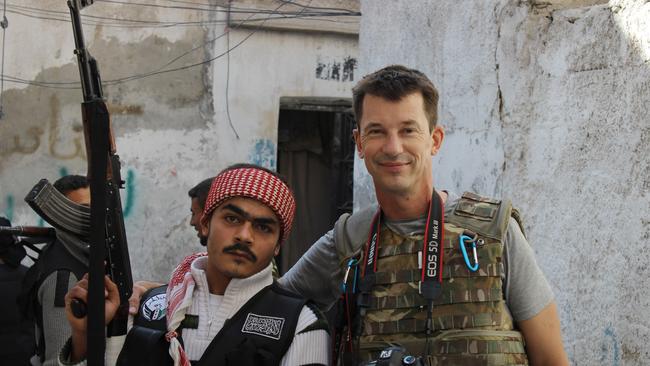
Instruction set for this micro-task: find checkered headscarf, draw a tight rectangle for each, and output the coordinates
[201,166,296,243]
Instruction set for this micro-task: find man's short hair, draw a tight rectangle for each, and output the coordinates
[352,64,439,130]
[188,177,214,210]
[53,175,88,195]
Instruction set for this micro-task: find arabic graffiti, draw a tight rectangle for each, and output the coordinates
[316,56,357,82]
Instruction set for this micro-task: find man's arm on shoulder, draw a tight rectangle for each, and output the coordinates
[504,217,569,365]
[279,229,342,310]
[279,208,374,310]
[281,303,329,366]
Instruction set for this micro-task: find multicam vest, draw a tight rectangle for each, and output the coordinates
[351,192,529,366]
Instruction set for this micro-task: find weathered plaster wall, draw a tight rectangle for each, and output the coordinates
[357,0,648,364]
[0,1,358,281]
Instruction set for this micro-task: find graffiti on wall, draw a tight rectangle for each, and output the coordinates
[600,325,620,366]
[316,56,357,82]
[249,139,276,170]
[3,127,44,157]
[123,169,136,218]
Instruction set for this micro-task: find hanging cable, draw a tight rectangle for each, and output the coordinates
[225,1,238,139]
[0,0,358,89]
[0,0,7,119]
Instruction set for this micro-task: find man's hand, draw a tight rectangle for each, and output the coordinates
[128,280,164,315]
[64,274,121,362]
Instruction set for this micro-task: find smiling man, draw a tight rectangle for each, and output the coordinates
[280,65,569,365]
[60,164,329,366]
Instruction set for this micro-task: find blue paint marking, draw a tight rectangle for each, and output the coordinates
[122,169,135,218]
[59,166,69,177]
[4,195,14,222]
[249,139,276,170]
[38,217,45,227]
[600,325,620,366]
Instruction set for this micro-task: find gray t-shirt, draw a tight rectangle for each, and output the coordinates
[279,192,554,322]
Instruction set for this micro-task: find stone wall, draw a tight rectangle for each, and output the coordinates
[356,0,649,364]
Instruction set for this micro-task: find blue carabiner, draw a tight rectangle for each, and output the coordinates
[459,235,479,272]
[341,258,359,292]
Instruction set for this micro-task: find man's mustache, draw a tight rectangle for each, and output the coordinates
[223,243,257,262]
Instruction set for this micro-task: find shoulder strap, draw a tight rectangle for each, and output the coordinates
[197,283,307,366]
[54,270,71,307]
[446,192,512,241]
[510,206,527,239]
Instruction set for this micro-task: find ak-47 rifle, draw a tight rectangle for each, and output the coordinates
[66,1,133,364]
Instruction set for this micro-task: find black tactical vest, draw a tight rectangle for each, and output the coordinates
[118,282,314,366]
[0,263,35,365]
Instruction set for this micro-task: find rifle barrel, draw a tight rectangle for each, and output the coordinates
[0,226,55,237]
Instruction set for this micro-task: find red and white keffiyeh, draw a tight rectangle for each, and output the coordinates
[165,252,207,366]
[202,166,296,243]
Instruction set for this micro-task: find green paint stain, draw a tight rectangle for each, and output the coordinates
[59,166,69,177]
[4,195,14,222]
[123,169,135,218]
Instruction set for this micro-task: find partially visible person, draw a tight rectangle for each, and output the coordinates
[0,216,35,365]
[61,164,329,366]
[188,177,214,246]
[21,175,90,366]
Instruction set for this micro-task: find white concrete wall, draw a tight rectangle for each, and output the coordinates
[357,0,649,364]
[0,1,358,281]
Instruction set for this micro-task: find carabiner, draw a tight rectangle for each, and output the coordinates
[341,258,359,292]
[459,235,479,272]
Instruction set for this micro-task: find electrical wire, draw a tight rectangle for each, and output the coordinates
[6,3,358,29]
[225,2,237,139]
[0,0,359,89]
[95,0,356,16]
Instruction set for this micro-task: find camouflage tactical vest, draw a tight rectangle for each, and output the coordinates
[355,192,529,366]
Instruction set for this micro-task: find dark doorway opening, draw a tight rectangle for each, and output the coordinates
[276,97,355,274]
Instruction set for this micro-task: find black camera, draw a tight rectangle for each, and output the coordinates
[361,346,424,366]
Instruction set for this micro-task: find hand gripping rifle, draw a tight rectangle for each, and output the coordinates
[67,1,133,364]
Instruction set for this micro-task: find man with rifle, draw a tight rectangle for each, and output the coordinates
[62,0,134,365]
[60,164,329,366]
[19,175,92,366]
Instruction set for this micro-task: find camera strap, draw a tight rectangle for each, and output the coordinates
[360,190,444,300]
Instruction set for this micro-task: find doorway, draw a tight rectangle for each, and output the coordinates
[276,97,355,274]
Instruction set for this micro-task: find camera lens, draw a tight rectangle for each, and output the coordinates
[402,355,416,365]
